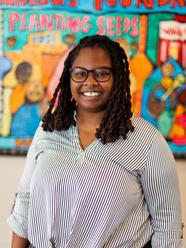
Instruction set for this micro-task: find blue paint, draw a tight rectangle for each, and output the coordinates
[11,104,41,138]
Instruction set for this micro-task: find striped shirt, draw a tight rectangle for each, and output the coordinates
[7,116,183,248]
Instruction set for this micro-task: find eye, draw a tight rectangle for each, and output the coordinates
[72,68,87,79]
[95,69,110,79]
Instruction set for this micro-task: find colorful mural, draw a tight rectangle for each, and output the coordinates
[0,2,185,156]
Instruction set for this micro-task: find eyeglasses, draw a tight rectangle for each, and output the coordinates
[69,66,112,83]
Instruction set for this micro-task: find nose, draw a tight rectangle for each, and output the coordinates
[83,72,99,86]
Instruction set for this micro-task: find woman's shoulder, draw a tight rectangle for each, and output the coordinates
[33,121,74,149]
[131,115,158,137]
[124,115,159,149]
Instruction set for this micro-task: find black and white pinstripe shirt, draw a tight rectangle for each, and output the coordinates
[7,116,183,248]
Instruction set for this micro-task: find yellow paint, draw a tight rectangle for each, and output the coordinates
[24,43,67,55]
[161,77,173,89]
[168,42,179,60]
[1,88,12,136]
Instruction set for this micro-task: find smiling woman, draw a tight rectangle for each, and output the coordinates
[7,35,184,248]
[70,47,113,117]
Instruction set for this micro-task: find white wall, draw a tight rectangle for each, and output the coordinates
[0,156,185,247]
[0,156,25,247]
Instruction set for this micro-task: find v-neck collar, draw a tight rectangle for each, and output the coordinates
[72,110,99,152]
[73,123,99,152]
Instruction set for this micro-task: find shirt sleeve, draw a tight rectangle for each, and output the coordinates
[140,132,184,248]
[7,124,42,239]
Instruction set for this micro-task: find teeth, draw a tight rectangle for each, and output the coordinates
[82,92,101,96]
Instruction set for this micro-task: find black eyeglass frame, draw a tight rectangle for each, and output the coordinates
[69,66,113,83]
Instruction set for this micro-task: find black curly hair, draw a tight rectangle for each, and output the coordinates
[42,35,134,144]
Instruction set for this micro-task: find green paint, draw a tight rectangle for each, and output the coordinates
[147,13,175,64]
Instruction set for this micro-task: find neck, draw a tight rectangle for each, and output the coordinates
[76,110,105,129]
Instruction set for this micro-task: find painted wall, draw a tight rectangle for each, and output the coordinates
[0,1,185,156]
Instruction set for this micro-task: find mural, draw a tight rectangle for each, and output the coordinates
[0,1,185,157]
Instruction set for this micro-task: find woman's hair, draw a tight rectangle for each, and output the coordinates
[42,35,134,144]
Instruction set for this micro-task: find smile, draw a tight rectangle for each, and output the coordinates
[81,92,102,97]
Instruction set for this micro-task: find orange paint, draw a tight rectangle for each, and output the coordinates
[130,15,153,116]
[10,84,26,114]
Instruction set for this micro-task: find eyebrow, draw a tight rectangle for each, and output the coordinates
[71,66,112,70]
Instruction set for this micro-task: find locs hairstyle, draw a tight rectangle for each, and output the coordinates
[42,35,134,144]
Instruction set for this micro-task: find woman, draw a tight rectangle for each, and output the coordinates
[7,35,183,248]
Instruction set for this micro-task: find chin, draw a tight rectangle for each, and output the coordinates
[80,105,107,113]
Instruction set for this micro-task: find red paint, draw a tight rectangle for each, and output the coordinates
[136,0,154,8]
[96,16,105,35]
[2,0,14,4]
[40,14,53,31]
[94,0,104,10]
[94,0,117,11]
[52,0,63,5]
[107,17,115,36]
[162,27,182,36]
[8,13,139,36]
[55,14,64,29]
[158,0,169,6]
[67,0,77,7]
[63,16,92,33]
[38,0,48,5]
[19,14,27,30]
[175,15,186,22]
[157,39,169,65]
[30,0,36,5]
[137,0,185,8]
[123,17,130,33]
[81,16,92,33]
[68,17,80,32]
[9,13,20,31]
[16,0,27,5]
[121,0,131,7]
[130,16,139,37]
[96,16,139,37]
[171,0,185,8]
[108,0,117,6]
[116,16,123,36]
[29,14,39,31]
[173,136,186,145]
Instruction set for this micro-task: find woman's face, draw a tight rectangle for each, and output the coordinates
[70,47,113,114]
